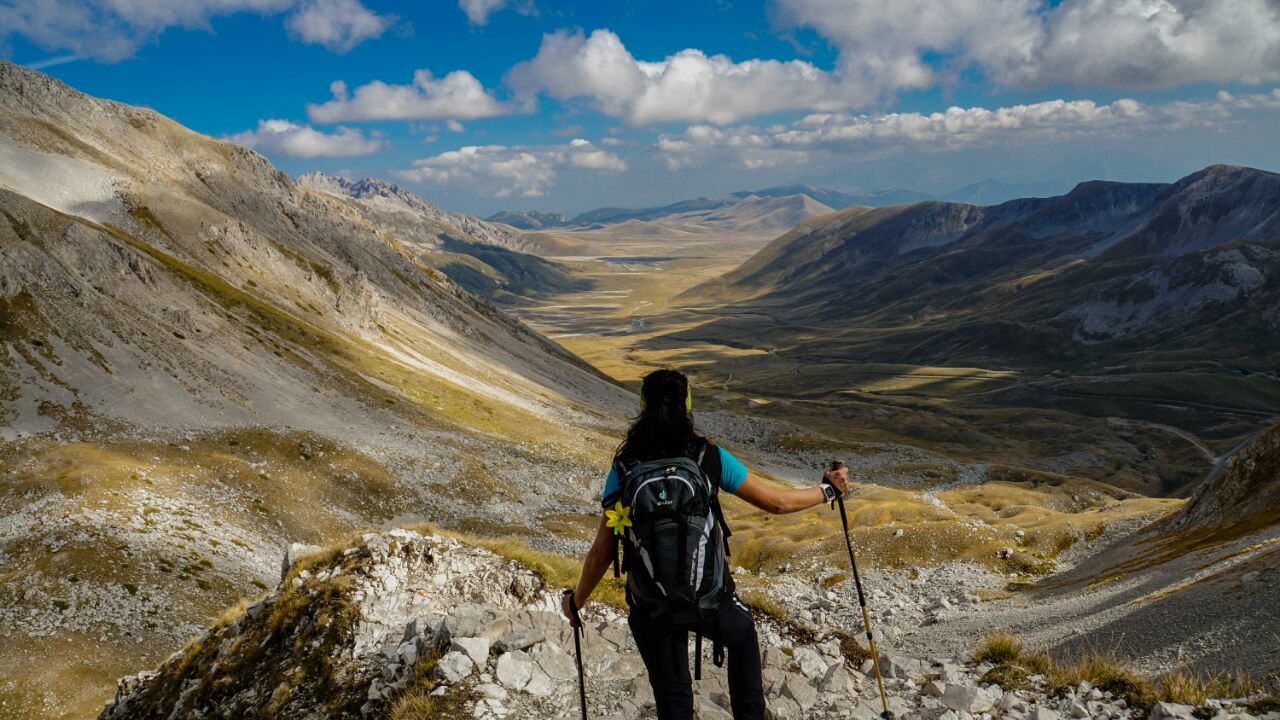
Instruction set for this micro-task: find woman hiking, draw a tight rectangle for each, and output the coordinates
[561,368,849,720]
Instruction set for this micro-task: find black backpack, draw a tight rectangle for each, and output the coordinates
[612,441,733,678]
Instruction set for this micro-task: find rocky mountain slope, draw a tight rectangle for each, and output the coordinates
[296,173,586,302]
[99,529,1280,720]
[485,210,571,231]
[0,60,630,718]
[979,421,1280,677]
[1167,421,1280,536]
[296,173,528,252]
[682,166,1280,365]
[660,166,1280,494]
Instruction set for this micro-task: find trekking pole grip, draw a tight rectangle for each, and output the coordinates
[563,588,581,627]
[827,459,848,515]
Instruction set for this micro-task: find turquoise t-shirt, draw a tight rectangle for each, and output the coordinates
[602,446,748,508]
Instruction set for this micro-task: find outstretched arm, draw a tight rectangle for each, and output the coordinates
[561,514,614,625]
[732,465,849,515]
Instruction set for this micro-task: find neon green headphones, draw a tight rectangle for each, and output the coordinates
[640,386,693,413]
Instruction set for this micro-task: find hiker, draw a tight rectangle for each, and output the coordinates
[561,368,849,720]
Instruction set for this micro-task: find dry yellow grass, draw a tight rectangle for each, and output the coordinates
[974,632,1277,713]
[973,632,1024,665]
[719,478,1173,575]
[1158,670,1259,706]
[975,633,1156,709]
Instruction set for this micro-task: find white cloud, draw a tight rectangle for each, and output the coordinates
[778,0,1280,92]
[227,119,384,157]
[396,139,626,197]
[506,29,855,125]
[0,0,392,61]
[655,90,1280,170]
[458,0,506,25]
[497,3,1280,126]
[285,0,392,53]
[307,71,509,123]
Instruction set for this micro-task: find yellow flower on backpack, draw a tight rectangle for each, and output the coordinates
[605,501,632,536]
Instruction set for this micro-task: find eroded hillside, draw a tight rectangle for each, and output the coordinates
[0,60,629,719]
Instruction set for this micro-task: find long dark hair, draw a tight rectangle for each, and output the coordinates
[615,369,702,462]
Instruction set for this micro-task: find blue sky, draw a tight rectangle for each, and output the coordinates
[5,0,1280,215]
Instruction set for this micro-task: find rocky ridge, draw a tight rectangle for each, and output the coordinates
[99,530,1278,720]
[296,173,528,253]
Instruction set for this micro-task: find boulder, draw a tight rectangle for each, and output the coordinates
[793,647,829,679]
[495,650,534,690]
[782,676,818,711]
[819,663,855,696]
[767,695,803,720]
[1032,707,1062,720]
[522,667,556,697]
[937,663,966,683]
[882,655,923,680]
[435,651,475,683]
[695,695,734,720]
[762,646,789,670]
[450,636,491,667]
[531,643,577,681]
[943,685,996,713]
[495,629,545,654]
[1152,703,1198,720]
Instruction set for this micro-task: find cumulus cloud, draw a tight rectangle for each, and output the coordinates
[778,0,1280,92]
[227,119,384,157]
[497,2,1280,126]
[458,0,506,25]
[396,139,626,197]
[0,0,390,61]
[307,71,509,123]
[506,29,855,125]
[655,90,1280,169]
[285,0,393,53]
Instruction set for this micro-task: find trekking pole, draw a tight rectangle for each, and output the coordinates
[562,589,588,720]
[829,460,893,720]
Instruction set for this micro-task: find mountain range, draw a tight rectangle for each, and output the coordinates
[488,180,1072,230]
[679,165,1280,370]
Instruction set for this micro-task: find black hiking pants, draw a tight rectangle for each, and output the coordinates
[628,593,766,720]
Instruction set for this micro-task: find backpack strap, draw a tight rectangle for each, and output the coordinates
[700,441,735,556]
[611,458,633,578]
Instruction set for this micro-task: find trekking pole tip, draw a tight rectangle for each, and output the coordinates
[881,712,895,720]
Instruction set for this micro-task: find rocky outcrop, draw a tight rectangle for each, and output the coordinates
[98,529,1280,720]
[1170,421,1280,533]
[90,529,978,720]
[296,173,526,253]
